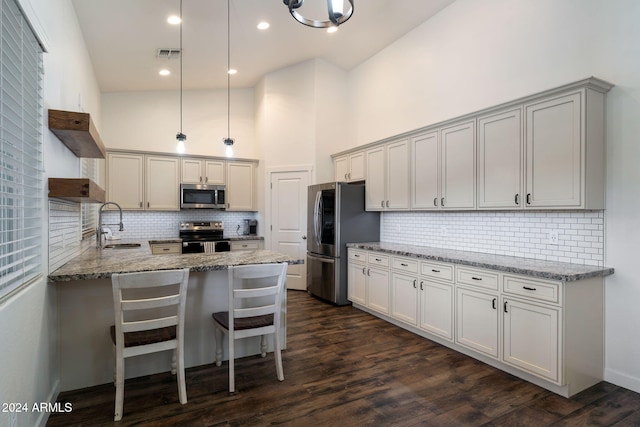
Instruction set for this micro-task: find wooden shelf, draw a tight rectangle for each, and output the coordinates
[48,178,106,203]
[48,109,106,158]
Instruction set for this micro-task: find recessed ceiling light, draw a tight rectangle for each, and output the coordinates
[257,21,270,30]
[159,69,171,76]
[167,15,181,25]
[327,26,338,34]
[228,69,237,75]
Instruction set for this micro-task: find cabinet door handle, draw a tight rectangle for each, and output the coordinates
[526,193,531,205]
[433,197,438,207]
[381,200,385,207]
[227,203,230,209]
[139,201,142,208]
[386,200,389,208]
[412,279,417,289]
[431,269,440,273]
[515,193,519,205]
[471,277,482,281]
[504,301,508,313]
[362,267,366,275]
[441,197,445,207]
[348,173,351,180]
[147,202,150,208]
[523,286,537,291]
[492,298,497,309]
[205,177,209,183]
[420,281,424,291]
[200,176,203,182]
[345,173,348,180]
[367,268,371,276]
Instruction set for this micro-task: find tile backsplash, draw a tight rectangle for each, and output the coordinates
[99,210,258,240]
[381,210,604,266]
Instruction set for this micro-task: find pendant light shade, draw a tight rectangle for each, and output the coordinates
[283,0,354,28]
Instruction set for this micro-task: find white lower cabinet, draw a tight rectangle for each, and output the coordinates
[346,247,604,397]
[502,297,560,383]
[456,287,499,359]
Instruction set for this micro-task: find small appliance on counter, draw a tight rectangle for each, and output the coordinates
[243,219,258,235]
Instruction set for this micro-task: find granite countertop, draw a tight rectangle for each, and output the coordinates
[49,240,301,282]
[347,242,614,282]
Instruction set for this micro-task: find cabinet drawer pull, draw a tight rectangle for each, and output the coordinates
[412,279,417,289]
[526,193,531,205]
[492,298,497,309]
[242,244,248,247]
[522,286,537,291]
[431,269,440,273]
[375,258,382,262]
[400,263,408,267]
[162,248,170,251]
[471,277,482,281]
[515,193,519,205]
[354,254,361,258]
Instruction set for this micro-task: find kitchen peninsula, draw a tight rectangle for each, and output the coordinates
[49,243,302,392]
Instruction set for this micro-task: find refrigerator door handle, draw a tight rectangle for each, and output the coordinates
[313,190,321,245]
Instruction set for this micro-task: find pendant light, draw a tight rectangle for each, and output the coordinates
[283,0,354,29]
[223,0,234,157]
[175,0,187,153]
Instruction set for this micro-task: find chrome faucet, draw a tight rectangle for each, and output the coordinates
[97,202,124,249]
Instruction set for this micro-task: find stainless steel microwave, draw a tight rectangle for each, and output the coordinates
[180,183,226,209]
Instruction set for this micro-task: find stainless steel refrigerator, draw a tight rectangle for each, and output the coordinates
[307,181,380,305]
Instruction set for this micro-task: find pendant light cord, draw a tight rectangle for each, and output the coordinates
[226,0,230,140]
[179,0,184,134]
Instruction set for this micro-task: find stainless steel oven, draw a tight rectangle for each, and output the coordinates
[179,221,230,253]
[180,184,226,209]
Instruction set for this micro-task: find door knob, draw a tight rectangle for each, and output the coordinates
[302,236,307,240]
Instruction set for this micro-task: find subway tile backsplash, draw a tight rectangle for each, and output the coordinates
[381,210,605,266]
[99,210,258,240]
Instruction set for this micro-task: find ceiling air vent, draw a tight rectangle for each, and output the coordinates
[156,48,181,60]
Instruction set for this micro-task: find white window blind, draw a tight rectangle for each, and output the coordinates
[0,0,44,299]
[80,158,98,238]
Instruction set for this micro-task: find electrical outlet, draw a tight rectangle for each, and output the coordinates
[548,230,559,245]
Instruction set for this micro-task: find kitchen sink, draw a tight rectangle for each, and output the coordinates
[103,243,141,249]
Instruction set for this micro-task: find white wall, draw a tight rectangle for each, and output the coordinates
[101,88,256,158]
[0,0,102,426]
[347,0,640,393]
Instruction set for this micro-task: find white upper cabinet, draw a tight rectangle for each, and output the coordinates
[411,121,475,210]
[411,131,439,209]
[478,108,523,209]
[365,139,410,211]
[334,151,365,182]
[440,120,476,209]
[107,152,144,210]
[146,156,180,210]
[226,161,256,211]
[181,158,225,184]
[525,92,582,208]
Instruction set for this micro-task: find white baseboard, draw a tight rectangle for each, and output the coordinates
[605,367,640,394]
[36,379,60,427]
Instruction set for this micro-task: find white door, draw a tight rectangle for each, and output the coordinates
[270,169,309,290]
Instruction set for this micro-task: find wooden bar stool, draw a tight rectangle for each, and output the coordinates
[110,268,190,421]
[212,263,288,393]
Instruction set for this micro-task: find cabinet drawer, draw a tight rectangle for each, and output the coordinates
[231,241,260,251]
[349,249,367,263]
[369,253,390,268]
[420,261,454,282]
[503,275,561,304]
[150,243,181,255]
[456,266,499,290]
[392,257,418,273]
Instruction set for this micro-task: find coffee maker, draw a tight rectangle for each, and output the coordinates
[242,219,258,235]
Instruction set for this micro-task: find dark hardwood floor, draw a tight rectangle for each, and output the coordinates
[48,290,640,426]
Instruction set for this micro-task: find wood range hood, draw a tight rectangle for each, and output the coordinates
[48,109,106,203]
